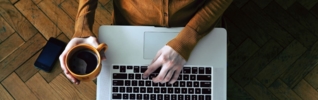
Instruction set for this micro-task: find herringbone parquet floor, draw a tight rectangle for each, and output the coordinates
[1,0,318,99]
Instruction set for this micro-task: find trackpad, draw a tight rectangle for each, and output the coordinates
[144,32,178,59]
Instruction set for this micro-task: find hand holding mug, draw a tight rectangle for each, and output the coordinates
[59,36,107,84]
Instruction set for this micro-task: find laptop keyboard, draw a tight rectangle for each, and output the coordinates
[112,65,212,100]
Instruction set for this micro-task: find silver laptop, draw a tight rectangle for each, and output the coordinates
[97,26,227,100]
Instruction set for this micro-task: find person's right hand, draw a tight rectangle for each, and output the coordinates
[59,36,106,84]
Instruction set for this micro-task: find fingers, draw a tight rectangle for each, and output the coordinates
[152,63,172,83]
[169,65,182,84]
[143,56,163,78]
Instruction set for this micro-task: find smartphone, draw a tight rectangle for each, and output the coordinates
[34,37,66,72]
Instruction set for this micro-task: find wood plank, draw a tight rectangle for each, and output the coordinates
[99,0,110,7]
[226,18,248,47]
[0,33,24,62]
[232,0,249,8]
[227,78,254,100]
[95,2,112,25]
[37,0,74,39]
[32,0,42,5]
[1,73,38,100]
[15,51,40,82]
[297,0,318,10]
[244,78,278,100]
[9,0,18,4]
[15,0,61,40]
[311,3,318,18]
[0,16,15,42]
[73,80,96,99]
[39,33,69,83]
[49,74,91,99]
[288,2,318,37]
[0,0,38,41]
[275,0,297,10]
[227,41,236,55]
[268,79,302,100]
[305,64,318,89]
[0,33,46,81]
[104,0,113,14]
[251,0,272,9]
[0,84,13,100]
[257,40,307,87]
[26,73,61,99]
[241,1,294,48]
[293,79,318,99]
[224,4,271,47]
[280,41,318,88]
[59,0,78,20]
[228,39,259,75]
[232,40,283,87]
[264,2,317,48]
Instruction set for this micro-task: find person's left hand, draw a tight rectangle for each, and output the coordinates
[143,45,186,84]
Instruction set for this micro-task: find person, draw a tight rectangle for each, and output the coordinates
[59,0,233,85]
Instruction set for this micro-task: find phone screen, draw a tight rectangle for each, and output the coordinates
[37,42,63,67]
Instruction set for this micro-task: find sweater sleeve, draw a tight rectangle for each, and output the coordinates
[73,0,98,38]
[166,0,233,61]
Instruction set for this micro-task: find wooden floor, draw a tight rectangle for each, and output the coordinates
[1,0,318,99]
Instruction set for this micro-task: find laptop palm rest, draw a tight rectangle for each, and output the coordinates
[143,32,178,59]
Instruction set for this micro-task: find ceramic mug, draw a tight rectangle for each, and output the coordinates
[65,43,107,81]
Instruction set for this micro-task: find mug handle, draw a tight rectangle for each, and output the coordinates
[96,43,108,52]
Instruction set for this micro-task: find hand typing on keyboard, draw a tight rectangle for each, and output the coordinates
[143,45,186,84]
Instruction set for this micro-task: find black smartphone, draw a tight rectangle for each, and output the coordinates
[34,37,66,72]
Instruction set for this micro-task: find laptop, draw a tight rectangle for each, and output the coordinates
[97,25,227,100]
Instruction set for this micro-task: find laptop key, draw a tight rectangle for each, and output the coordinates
[199,67,205,74]
[127,66,133,69]
[113,80,124,86]
[161,88,167,93]
[112,87,118,92]
[202,89,211,94]
[183,67,191,74]
[173,82,179,87]
[141,66,148,73]
[178,95,184,100]
[127,87,132,93]
[190,75,196,80]
[201,82,211,87]
[123,94,129,99]
[206,95,211,100]
[197,75,211,81]
[153,82,159,86]
[168,88,174,93]
[164,95,170,100]
[177,75,182,80]
[120,87,125,92]
[206,68,211,74]
[192,95,198,100]
[182,88,187,93]
[187,82,192,87]
[171,95,177,100]
[189,88,194,94]
[113,65,119,69]
[120,66,126,72]
[154,88,160,93]
[130,94,135,99]
[137,94,142,99]
[199,95,204,100]
[132,81,138,86]
[159,83,165,86]
[166,83,172,87]
[140,87,146,93]
[135,74,142,79]
[175,88,180,93]
[112,94,121,99]
[113,73,127,79]
[180,81,185,87]
[158,94,163,100]
[195,88,201,94]
[134,66,140,73]
[194,82,199,87]
[133,87,139,93]
[146,81,152,86]
[144,94,150,99]
[183,75,189,80]
[128,74,134,79]
[147,87,153,93]
[185,95,190,100]
[139,80,144,86]
[192,67,198,74]
[151,94,156,99]
[125,80,130,86]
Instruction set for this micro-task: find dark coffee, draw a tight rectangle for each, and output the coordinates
[68,49,98,75]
